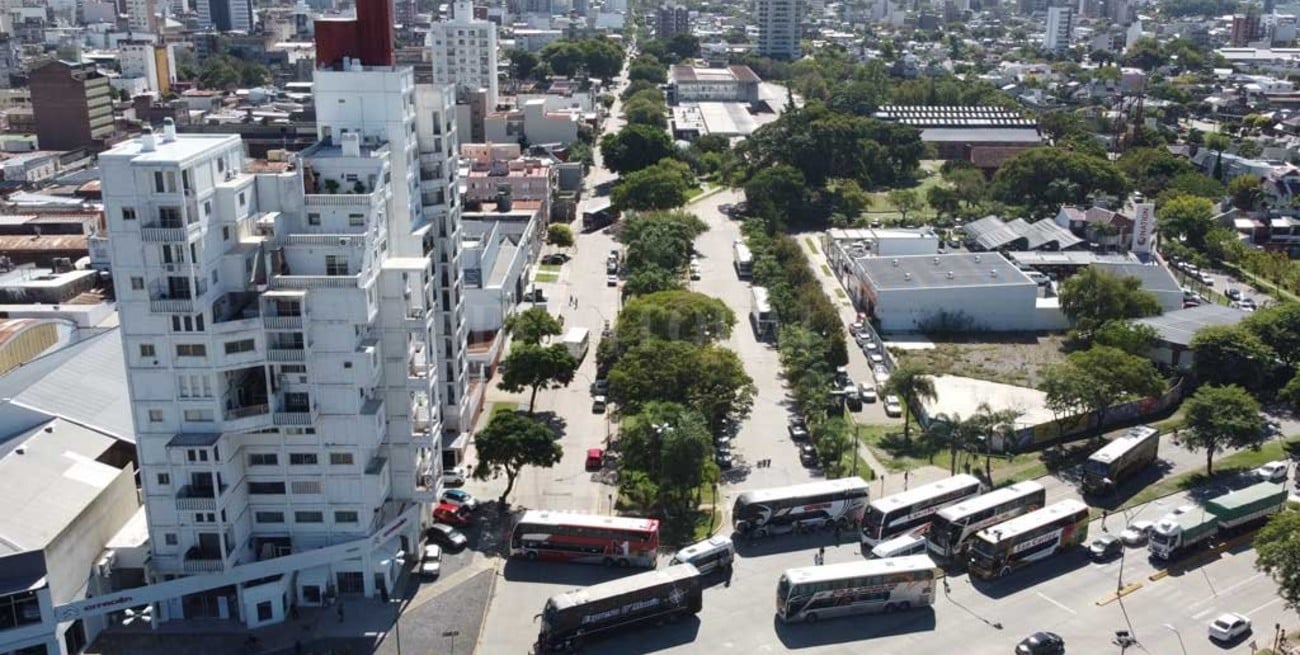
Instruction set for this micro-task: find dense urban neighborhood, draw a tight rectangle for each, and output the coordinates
[7,0,1300,653]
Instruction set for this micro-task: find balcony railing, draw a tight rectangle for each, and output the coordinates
[182,550,225,573]
[267,348,306,362]
[151,298,195,313]
[224,404,269,420]
[274,404,316,426]
[304,194,376,208]
[263,316,304,330]
[270,274,365,289]
[141,221,201,242]
[175,484,226,511]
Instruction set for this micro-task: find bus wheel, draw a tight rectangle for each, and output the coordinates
[805,612,818,624]
[526,551,538,561]
[603,557,616,567]
[617,558,630,567]
[999,566,1011,578]
[823,519,835,530]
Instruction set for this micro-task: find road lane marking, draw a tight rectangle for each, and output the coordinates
[1188,573,1264,608]
[1192,608,1215,620]
[1036,591,1077,615]
[1247,597,1283,616]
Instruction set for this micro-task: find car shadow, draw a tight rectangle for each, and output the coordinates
[969,549,1090,599]
[596,615,703,654]
[502,558,640,585]
[772,607,936,648]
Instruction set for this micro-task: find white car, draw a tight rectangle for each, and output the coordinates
[1208,612,1251,642]
[865,340,880,352]
[884,395,903,417]
[860,385,878,403]
[442,467,467,487]
[606,275,618,287]
[1254,460,1289,483]
[1198,272,1215,286]
[868,352,884,365]
[1119,520,1154,547]
[420,544,443,577]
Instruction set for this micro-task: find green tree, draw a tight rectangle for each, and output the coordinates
[506,49,542,80]
[1122,37,1167,71]
[1206,132,1232,153]
[618,469,660,514]
[887,189,922,223]
[612,290,735,353]
[829,179,873,218]
[1057,267,1162,340]
[1040,345,1165,432]
[813,416,855,477]
[539,40,584,76]
[620,79,658,100]
[1092,320,1159,357]
[1180,384,1266,475]
[927,413,981,474]
[1280,376,1300,412]
[1243,302,1300,366]
[1160,172,1225,202]
[497,343,579,414]
[611,160,693,211]
[546,223,574,248]
[883,364,937,444]
[1157,194,1217,250]
[666,33,701,60]
[990,147,1129,217]
[608,340,755,435]
[1190,325,1275,392]
[470,412,562,505]
[599,124,676,175]
[1228,174,1264,211]
[623,98,667,128]
[628,55,668,84]
[1118,147,1197,198]
[579,38,624,79]
[926,185,961,218]
[617,402,717,515]
[1255,510,1300,611]
[504,307,563,346]
[744,164,806,233]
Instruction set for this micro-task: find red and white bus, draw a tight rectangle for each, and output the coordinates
[510,510,660,568]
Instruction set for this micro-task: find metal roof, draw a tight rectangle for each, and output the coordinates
[0,327,134,442]
[1094,263,1182,294]
[857,253,1032,291]
[1133,304,1249,347]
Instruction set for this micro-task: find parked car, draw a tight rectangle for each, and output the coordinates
[585,448,605,472]
[440,489,479,511]
[1254,460,1289,482]
[1226,287,1243,301]
[860,384,878,403]
[541,253,570,265]
[1208,612,1251,642]
[690,267,701,281]
[420,544,442,577]
[592,395,607,413]
[1088,534,1122,560]
[799,443,818,467]
[428,523,468,551]
[606,261,619,275]
[869,352,885,365]
[433,502,473,527]
[1240,297,1258,310]
[1198,271,1215,286]
[606,275,618,287]
[715,449,734,470]
[884,395,903,417]
[522,289,547,303]
[1119,520,1153,547]
[442,467,467,487]
[590,378,609,395]
[1015,631,1065,655]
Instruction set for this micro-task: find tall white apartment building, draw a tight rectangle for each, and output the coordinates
[1045,5,1074,50]
[756,0,802,60]
[197,0,254,32]
[102,109,438,626]
[427,0,500,108]
[126,0,158,32]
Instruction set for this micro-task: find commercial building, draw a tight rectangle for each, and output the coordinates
[656,4,689,38]
[483,98,580,146]
[961,215,1083,252]
[1134,304,1249,370]
[119,43,176,96]
[197,0,254,32]
[29,61,113,152]
[873,106,1043,164]
[756,0,801,60]
[125,0,157,33]
[1045,6,1074,50]
[667,65,761,104]
[426,0,500,108]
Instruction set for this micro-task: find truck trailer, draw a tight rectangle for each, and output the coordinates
[1148,481,1288,560]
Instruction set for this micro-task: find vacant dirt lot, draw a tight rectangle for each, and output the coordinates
[893,333,1069,390]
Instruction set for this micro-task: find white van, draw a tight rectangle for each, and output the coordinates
[868,532,927,559]
[562,327,590,362]
[669,535,735,574]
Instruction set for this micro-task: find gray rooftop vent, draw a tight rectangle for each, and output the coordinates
[891,259,899,267]
[974,254,981,263]
[904,272,911,280]
[946,271,954,279]
[991,269,999,277]
[933,257,940,265]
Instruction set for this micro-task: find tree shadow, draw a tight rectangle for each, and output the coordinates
[1086,460,1175,511]
[878,430,941,461]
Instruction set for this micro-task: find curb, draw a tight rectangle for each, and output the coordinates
[1096,581,1143,606]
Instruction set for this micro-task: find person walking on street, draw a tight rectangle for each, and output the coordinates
[337,602,344,624]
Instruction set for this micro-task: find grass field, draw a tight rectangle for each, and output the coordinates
[863,161,948,222]
[894,334,1069,389]
[1118,435,1300,511]
[856,419,1073,487]
[534,272,559,283]
[539,264,562,273]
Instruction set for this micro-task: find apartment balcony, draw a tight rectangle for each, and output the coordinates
[274,403,318,426]
[222,403,271,431]
[304,193,379,209]
[263,315,304,330]
[175,484,227,511]
[267,347,306,362]
[151,298,195,313]
[141,221,202,242]
[182,548,226,574]
[270,273,366,290]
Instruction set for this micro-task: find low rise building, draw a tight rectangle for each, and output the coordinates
[484,98,580,147]
[667,65,761,104]
[1133,304,1250,370]
[873,106,1044,162]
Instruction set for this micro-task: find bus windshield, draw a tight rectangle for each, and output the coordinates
[1082,459,1110,477]
[864,507,886,533]
[970,537,997,560]
[929,519,958,549]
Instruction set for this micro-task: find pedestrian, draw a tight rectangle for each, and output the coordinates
[574,297,579,309]
[818,546,826,565]
[337,602,344,624]
[904,469,910,490]
[834,523,842,545]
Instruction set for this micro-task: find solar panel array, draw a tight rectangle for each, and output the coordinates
[874,105,1037,128]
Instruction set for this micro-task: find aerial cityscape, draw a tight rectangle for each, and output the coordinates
[2,0,1300,653]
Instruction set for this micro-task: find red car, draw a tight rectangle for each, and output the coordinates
[433,502,472,527]
[585,448,604,471]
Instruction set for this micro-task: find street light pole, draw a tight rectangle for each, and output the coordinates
[1163,624,1188,655]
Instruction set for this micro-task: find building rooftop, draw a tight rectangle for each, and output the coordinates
[1095,262,1181,293]
[918,127,1045,143]
[857,252,1032,291]
[0,327,134,442]
[670,64,761,83]
[0,418,122,554]
[1134,304,1250,347]
[1005,250,1139,266]
[101,132,241,164]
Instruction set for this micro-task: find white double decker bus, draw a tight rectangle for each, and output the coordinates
[733,477,870,538]
[775,555,940,623]
[926,481,1047,562]
[861,474,983,546]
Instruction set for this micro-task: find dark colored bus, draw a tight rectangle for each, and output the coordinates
[732,477,870,537]
[1081,426,1159,495]
[534,564,703,652]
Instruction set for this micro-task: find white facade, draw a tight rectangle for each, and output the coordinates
[126,0,156,32]
[1045,6,1074,50]
[427,0,500,108]
[756,0,801,60]
[102,112,431,627]
[197,0,254,32]
[120,44,160,94]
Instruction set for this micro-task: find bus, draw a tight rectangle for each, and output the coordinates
[535,564,703,652]
[750,286,777,341]
[775,555,940,623]
[861,474,983,547]
[968,500,1090,580]
[734,240,753,279]
[510,510,660,568]
[733,477,870,538]
[581,197,618,232]
[926,481,1047,562]
[1082,425,1160,495]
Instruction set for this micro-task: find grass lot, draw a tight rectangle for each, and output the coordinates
[685,185,706,201]
[893,333,1069,389]
[805,237,819,253]
[856,420,1082,486]
[1118,435,1300,511]
[821,264,833,277]
[489,401,518,418]
[539,264,562,273]
[863,161,947,222]
[534,272,559,283]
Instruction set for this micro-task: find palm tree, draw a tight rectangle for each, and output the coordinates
[929,413,981,475]
[971,403,1023,485]
[885,364,937,445]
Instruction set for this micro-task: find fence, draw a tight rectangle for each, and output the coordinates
[994,378,1187,454]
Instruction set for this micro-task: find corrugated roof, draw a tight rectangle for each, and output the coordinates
[1133,304,1249,347]
[0,328,134,442]
[857,252,1032,290]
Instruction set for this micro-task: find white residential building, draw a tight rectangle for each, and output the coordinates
[1045,6,1074,50]
[197,0,254,32]
[126,0,157,32]
[427,0,500,108]
[756,0,801,60]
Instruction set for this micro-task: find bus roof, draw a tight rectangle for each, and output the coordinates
[582,197,614,213]
[871,474,982,513]
[548,564,700,612]
[781,555,937,586]
[752,286,771,310]
[516,510,658,532]
[736,477,869,506]
[734,241,753,261]
[673,535,733,560]
[1088,425,1158,465]
[934,481,1044,522]
[975,499,1087,543]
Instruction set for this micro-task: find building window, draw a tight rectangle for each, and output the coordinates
[148,409,163,422]
[334,511,359,524]
[308,213,320,226]
[183,409,213,422]
[348,213,364,226]
[130,276,144,290]
[194,512,216,523]
[248,481,287,495]
[291,480,322,495]
[325,255,349,276]
[329,452,354,465]
[255,511,284,524]
[139,344,156,357]
[222,226,230,241]
[257,601,273,622]
[238,192,246,207]
[186,448,209,462]
[176,344,206,357]
[248,453,278,466]
[294,511,324,523]
[157,473,170,485]
[224,339,255,355]
[122,207,136,220]
[289,453,318,465]
[164,533,178,546]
